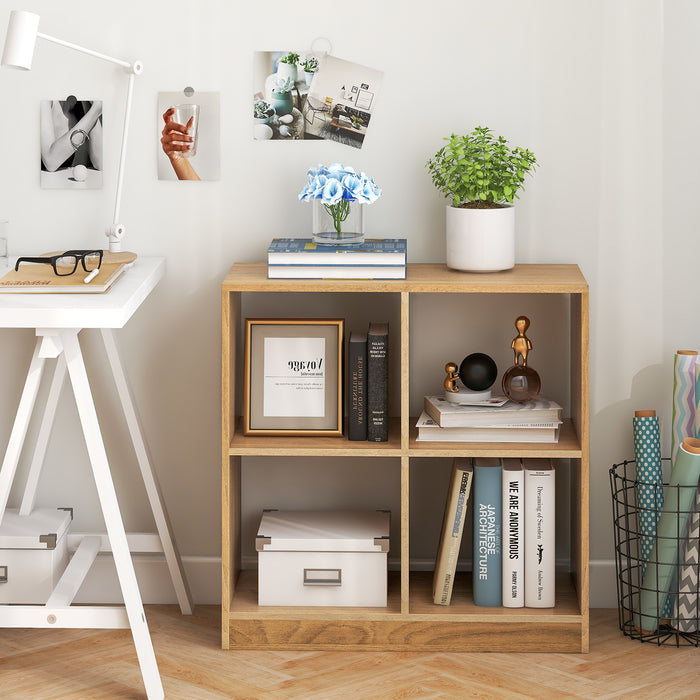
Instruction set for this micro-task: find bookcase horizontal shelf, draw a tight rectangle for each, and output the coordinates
[224,571,585,652]
[222,262,589,653]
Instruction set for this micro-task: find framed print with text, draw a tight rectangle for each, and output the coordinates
[244,319,344,436]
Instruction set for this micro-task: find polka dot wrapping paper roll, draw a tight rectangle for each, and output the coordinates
[633,411,664,578]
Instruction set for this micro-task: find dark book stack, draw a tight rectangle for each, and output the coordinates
[367,322,389,442]
[347,331,367,441]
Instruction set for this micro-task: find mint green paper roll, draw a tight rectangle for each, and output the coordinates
[634,437,700,632]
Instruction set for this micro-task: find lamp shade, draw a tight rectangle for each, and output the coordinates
[2,10,40,70]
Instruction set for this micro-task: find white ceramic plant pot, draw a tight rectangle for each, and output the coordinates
[445,204,515,272]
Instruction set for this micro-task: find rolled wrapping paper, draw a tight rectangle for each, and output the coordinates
[675,361,700,631]
[696,361,700,439]
[674,492,700,632]
[633,411,664,576]
[634,437,700,632]
[672,351,698,462]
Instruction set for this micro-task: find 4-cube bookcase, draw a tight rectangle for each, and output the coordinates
[222,262,589,652]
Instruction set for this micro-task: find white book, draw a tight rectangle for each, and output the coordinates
[415,412,560,443]
[502,458,524,607]
[524,458,555,608]
[424,395,562,428]
[268,264,406,279]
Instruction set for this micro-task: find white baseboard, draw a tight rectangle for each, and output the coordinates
[73,555,619,608]
[73,554,221,605]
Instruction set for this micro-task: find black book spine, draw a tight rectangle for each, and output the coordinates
[367,322,389,442]
[348,332,367,441]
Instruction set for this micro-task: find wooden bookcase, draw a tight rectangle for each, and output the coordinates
[221,262,589,652]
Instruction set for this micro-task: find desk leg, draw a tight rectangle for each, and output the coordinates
[0,338,46,522]
[61,329,164,700]
[19,354,67,516]
[100,328,193,615]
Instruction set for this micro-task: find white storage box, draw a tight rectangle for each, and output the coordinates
[0,508,72,604]
[256,510,390,607]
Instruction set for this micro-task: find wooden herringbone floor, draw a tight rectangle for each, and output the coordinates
[1,607,699,699]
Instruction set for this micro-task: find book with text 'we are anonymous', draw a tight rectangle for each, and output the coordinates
[432,458,474,605]
[473,457,503,607]
[524,458,555,608]
[502,458,525,608]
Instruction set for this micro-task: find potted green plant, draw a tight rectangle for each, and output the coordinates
[277,51,300,83]
[253,99,274,125]
[301,57,318,87]
[426,126,537,271]
[270,76,294,116]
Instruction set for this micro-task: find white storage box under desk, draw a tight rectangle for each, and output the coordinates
[256,510,390,607]
[0,508,72,604]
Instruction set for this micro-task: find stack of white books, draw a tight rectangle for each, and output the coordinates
[267,238,407,279]
[416,395,563,442]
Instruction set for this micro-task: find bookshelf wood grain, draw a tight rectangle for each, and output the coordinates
[222,262,589,652]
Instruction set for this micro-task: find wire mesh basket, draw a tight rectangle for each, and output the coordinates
[610,459,700,646]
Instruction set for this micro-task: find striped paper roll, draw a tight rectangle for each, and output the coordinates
[672,351,698,462]
[675,361,700,631]
[674,494,700,632]
[633,411,664,575]
[635,437,700,632]
[695,361,700,438]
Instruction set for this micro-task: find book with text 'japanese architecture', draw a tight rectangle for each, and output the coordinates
[472,457,503,607]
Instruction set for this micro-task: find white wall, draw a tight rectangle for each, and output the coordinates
[0,0,681,607]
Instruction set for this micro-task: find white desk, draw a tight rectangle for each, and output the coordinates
[0,258,192,700]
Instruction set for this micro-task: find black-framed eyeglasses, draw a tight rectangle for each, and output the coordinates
[14,250,103,277]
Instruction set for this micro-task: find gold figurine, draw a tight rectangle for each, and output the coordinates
[511,315,533,366]
[444,362,459,392]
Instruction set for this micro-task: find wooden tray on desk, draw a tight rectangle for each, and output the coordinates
[0,251,136,293]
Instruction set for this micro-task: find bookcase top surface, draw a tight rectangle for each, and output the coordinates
[222,263,588,294]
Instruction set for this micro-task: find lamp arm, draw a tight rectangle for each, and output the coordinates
[37,31,134,71]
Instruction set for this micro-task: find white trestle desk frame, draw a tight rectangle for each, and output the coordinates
[0,258,191,700]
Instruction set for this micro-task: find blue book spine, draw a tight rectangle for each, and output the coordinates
[473,458,503,606]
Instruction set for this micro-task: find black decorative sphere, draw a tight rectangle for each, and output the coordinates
[459,353,498,392]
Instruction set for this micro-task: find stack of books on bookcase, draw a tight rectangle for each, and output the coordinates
[416,395,563,443]
[347,322,389,441]
[267,238,407,279]
[432,456,555,608]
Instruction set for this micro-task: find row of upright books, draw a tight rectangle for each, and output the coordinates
[417,395,563,443]
[267,238,407,279]
[348,322,389,441]
[432,456,555,608]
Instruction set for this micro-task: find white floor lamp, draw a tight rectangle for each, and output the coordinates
[2,10,143,253]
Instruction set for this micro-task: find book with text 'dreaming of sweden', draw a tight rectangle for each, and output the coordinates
[502,457,525,608]
[347,331,367,441]
[524,458,556,608]
[367,322,389,442]
[432,458,474,605]
[472,457,503,607]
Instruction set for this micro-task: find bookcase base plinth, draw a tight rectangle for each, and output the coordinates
[225,618,586,652]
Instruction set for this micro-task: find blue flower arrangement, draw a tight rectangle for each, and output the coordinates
[298,164,381,236]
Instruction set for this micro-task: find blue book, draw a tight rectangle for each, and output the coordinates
[473,457,503,606]
[267,238,407,266]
